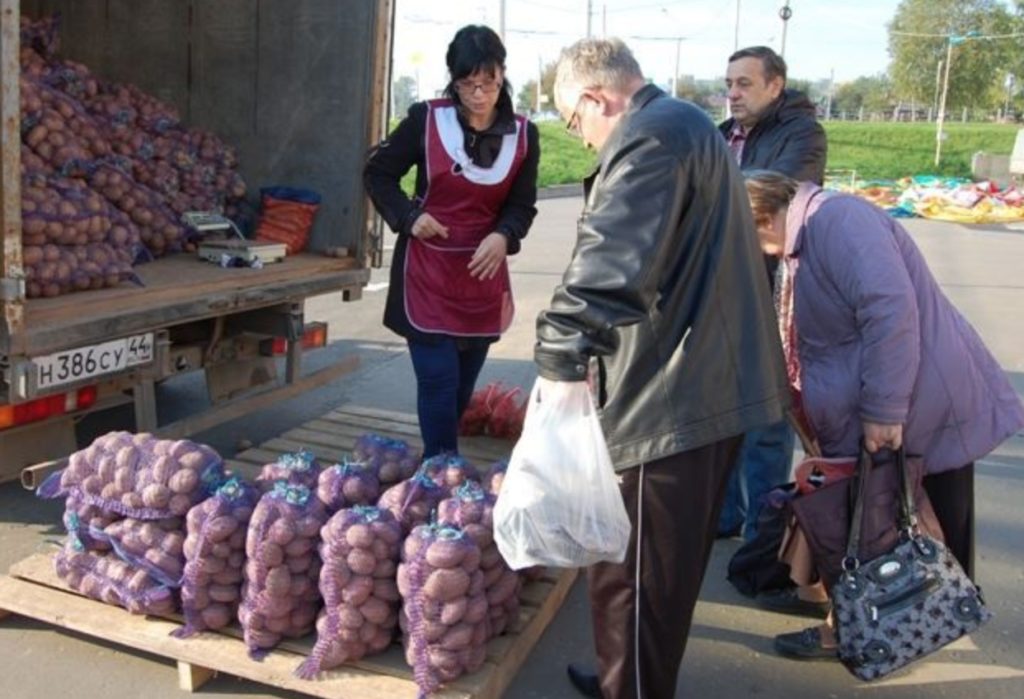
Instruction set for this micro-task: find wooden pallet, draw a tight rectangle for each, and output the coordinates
[0,405,577,698]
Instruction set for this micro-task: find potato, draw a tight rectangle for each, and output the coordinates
[345,523,374,550]
[341,575,374,606]
[426,538,467,569]
[168,494,193,516]
[199,603,232,630]
[168,468,199,495]
[264,566,291,598]
[345,548,376,577]
[209,583,239,603]
[258,541,284,568]
[440,597,468,626]
[205,515,239,543]
[423,567,471,603]
[141,483,171,509]
[267,517,296,546]
[284,536,312,558]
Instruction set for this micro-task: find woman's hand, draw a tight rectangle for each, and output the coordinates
[863,421,903,453]
[468,232,508,280]
[411,213,449,240]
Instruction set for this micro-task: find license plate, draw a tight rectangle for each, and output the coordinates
[35,333,155,390]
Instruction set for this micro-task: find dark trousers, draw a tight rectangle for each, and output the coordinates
[588,436,743,699]
[923,463,975,579]
[407,338,489,458]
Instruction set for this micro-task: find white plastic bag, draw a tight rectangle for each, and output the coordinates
[493,377,631,569]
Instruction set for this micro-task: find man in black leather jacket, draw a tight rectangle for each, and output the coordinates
[715,47,827,561]
[536,38,789,699]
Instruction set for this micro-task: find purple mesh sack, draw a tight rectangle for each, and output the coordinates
[54,542,176,616]
[171,478,258,638]
[397,524,489,697]
[419,453,479,493]
[484,459,508,496]
[256,449,321,492]
[88,517,186,588]
[353,433,419,486]
[239,482,327,659]
[377,471,446,536]
[295,506,401,679]
[437,481,521,637]
[37,432,225,522]
[315,458,381,513]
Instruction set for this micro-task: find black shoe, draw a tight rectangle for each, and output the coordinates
[774,626,838,660]
[756,587,830,618]
[567,663,601,698]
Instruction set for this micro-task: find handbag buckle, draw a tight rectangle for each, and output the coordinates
[841,555,860,573]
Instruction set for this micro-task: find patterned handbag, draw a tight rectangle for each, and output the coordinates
[832,445,991,681]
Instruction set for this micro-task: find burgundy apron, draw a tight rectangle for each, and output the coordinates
[404,99,527,336]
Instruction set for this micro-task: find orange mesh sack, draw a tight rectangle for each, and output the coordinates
[254,187,320,254]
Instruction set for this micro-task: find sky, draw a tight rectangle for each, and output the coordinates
[393,0,901,102]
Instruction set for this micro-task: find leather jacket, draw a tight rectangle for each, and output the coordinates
[535,85,789,470]
[719,89,827,184]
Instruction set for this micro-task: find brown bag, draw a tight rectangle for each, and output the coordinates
[789,446,944,588]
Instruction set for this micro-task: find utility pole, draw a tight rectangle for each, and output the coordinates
[734,0,741,52]
[779,1,792,58]
[586,0,593,38]
[602,3,607,37]
[536,56,542,114]
[932,59,943,122]
[499,0,506,43]
[673,38,681,98]
[935,37,954,167]
[825,68,834,121]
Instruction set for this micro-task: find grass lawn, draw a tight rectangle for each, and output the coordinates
[394,119,1020,191]
[535,120,1019,187]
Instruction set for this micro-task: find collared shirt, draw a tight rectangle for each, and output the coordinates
[727,122,749,164]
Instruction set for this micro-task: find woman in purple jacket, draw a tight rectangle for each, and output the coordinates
[743,170,1024,659]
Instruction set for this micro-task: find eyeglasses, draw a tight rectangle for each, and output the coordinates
[455,78,502,96]
[565,94,585,137]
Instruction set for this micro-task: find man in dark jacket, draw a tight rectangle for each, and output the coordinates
[719,45,826,183]
[537,38,789,699]
[715,47,827,575]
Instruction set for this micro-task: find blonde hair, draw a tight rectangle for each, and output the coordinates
[743,170,799,226]
[554,38,643,94]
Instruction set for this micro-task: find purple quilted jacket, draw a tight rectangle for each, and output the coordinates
[784,183,1024,473]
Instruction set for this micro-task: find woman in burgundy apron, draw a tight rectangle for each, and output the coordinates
[364,25,539,457]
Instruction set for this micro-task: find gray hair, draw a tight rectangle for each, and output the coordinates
[554,37,643,93]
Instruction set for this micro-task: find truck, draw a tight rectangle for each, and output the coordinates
[0,0,393,484]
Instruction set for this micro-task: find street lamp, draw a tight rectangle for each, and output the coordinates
[779,1,792,58]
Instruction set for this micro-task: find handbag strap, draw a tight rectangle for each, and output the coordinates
[842,442,918,570]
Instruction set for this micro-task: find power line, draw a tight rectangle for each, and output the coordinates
[890,30,1024,40]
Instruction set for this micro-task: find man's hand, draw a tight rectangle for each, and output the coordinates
[468,232,508,280]
[411,213,449,240]
[863,421,903,453]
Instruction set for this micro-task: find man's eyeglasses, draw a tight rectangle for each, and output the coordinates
[455,79,502,96]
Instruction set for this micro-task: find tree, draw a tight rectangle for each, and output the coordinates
[392,75,417,115]
[833,75,895,116]
[514,61,558,114]
[887,0,1016,112]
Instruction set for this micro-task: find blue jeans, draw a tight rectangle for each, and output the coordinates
[407,338,490,458]
[718,419,795,540]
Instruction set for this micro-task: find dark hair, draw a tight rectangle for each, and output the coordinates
[728,45,787,85]
[443,25,513,107]
[743,169,799,226]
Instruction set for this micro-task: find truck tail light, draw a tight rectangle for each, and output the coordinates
[0,385,99,430]
[261,322,329,356]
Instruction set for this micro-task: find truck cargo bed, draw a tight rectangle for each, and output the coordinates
[12,253,369,358]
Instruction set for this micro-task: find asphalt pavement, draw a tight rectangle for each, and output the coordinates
[0,196,1021,698]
